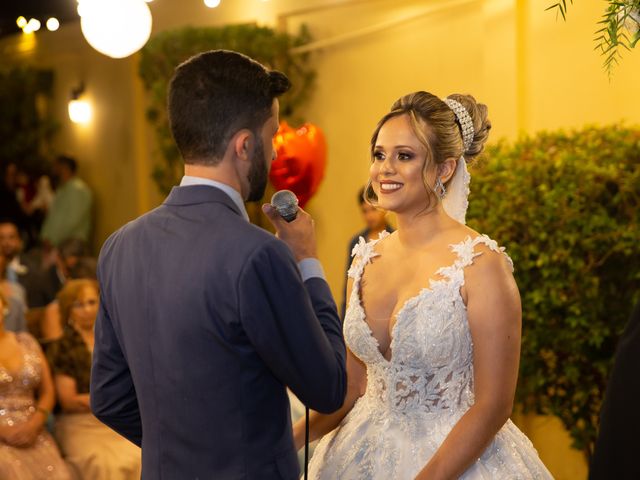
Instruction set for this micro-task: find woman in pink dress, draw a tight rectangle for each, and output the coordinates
[0,289,72,479]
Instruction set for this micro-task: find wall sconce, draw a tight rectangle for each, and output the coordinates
[68,83,92,124]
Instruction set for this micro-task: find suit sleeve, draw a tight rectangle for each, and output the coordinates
[90,287,143,446]
[238,239,347,414]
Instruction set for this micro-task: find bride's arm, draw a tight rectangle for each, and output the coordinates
[292,277,368,450]
[415,247,522,480]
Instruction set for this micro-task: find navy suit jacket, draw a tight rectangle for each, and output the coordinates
[90,185,347,480]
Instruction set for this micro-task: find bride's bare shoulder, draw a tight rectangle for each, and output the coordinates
[371,229,395,254]
[455,224,481,241]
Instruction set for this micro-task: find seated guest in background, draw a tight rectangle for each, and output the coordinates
[47,280,141,480]
[42,237,88,305]
[40,238,89,341]
[0,219,28,283]
[68,257,97,281]
[340,187,394,317]
[0,254,27,333]
[41,156,93,249]
[0,219,41,306]
[0,290,72,479]
[31,238,87,343]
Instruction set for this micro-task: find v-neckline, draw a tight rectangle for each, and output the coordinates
[352,237,468,364]
[0,333,29,378]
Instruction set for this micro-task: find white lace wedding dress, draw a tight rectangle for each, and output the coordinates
[307,232,553,479]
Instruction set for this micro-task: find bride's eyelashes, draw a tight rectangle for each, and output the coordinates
[372,150,415,161]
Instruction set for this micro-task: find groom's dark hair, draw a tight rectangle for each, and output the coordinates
[167,50,291,166]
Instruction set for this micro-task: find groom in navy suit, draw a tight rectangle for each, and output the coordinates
[90,50,347,479]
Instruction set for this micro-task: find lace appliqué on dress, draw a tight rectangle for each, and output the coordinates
[449,234,514,273]
[347,231,390,280]
[309,234,552,480]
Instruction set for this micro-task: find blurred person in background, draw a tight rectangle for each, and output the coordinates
[40,240,97,344]
[15,166,37,218]
[0,289,72,479]
[0,251,27,333]
[28,174,55,229]
[590,297,640,479]
[34,237,87,311]
[41,156,93,249]
[16,164,55,248]
[40,240,95,343]
[1,219,28,284]
[0,163,26,232]
[340,187,394,318]
[0,219,41,306]
[47,280,141,479]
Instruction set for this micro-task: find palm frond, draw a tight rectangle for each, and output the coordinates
[546,0,573,21]
[548,1,639,76]
[592,1,640,77]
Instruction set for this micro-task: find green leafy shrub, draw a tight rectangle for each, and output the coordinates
[0,67,56,171]
[467,125,640,458]
[138,24,315,195]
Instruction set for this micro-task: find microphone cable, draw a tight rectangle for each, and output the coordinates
[304,406,309,480]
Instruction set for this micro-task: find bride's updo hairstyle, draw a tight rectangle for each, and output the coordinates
[364,91,491,208]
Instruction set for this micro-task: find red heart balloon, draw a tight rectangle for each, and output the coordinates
[269,121,327,208]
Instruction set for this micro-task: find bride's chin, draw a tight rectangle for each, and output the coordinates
[376,199,401,213]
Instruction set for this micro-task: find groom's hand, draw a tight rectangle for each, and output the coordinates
[262,203,317,262]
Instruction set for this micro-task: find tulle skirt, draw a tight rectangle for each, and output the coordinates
[308,395,553,479]
[54,413,141,480]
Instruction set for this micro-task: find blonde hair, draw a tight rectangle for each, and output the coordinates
[365,91,491,210]
[57,279,99,326]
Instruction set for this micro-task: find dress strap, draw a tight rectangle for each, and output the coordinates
[450,234,514,273]
[16,331,40,352]
[347,231,390,280]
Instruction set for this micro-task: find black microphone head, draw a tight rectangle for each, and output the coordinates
[271,190,299,222]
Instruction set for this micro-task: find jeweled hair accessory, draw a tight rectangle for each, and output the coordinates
[443,98,474,152]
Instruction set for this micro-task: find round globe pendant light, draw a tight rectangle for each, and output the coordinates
[80,0,152,59]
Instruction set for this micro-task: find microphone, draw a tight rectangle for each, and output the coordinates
[270,188,307,479]
[270,190,299,222]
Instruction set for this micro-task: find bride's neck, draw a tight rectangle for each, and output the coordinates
[395,204,450,248]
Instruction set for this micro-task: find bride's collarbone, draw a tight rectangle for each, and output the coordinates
[361,250,452,300]
[358,238,468,340]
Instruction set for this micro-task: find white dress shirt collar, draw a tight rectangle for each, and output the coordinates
[180,176,249,222]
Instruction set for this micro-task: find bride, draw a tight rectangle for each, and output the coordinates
[293,92,553,479]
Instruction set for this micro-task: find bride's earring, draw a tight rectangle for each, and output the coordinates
[434,177,446,199]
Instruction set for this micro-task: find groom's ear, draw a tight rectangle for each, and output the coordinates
[231,129,253,161]
[440,157,458,184]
